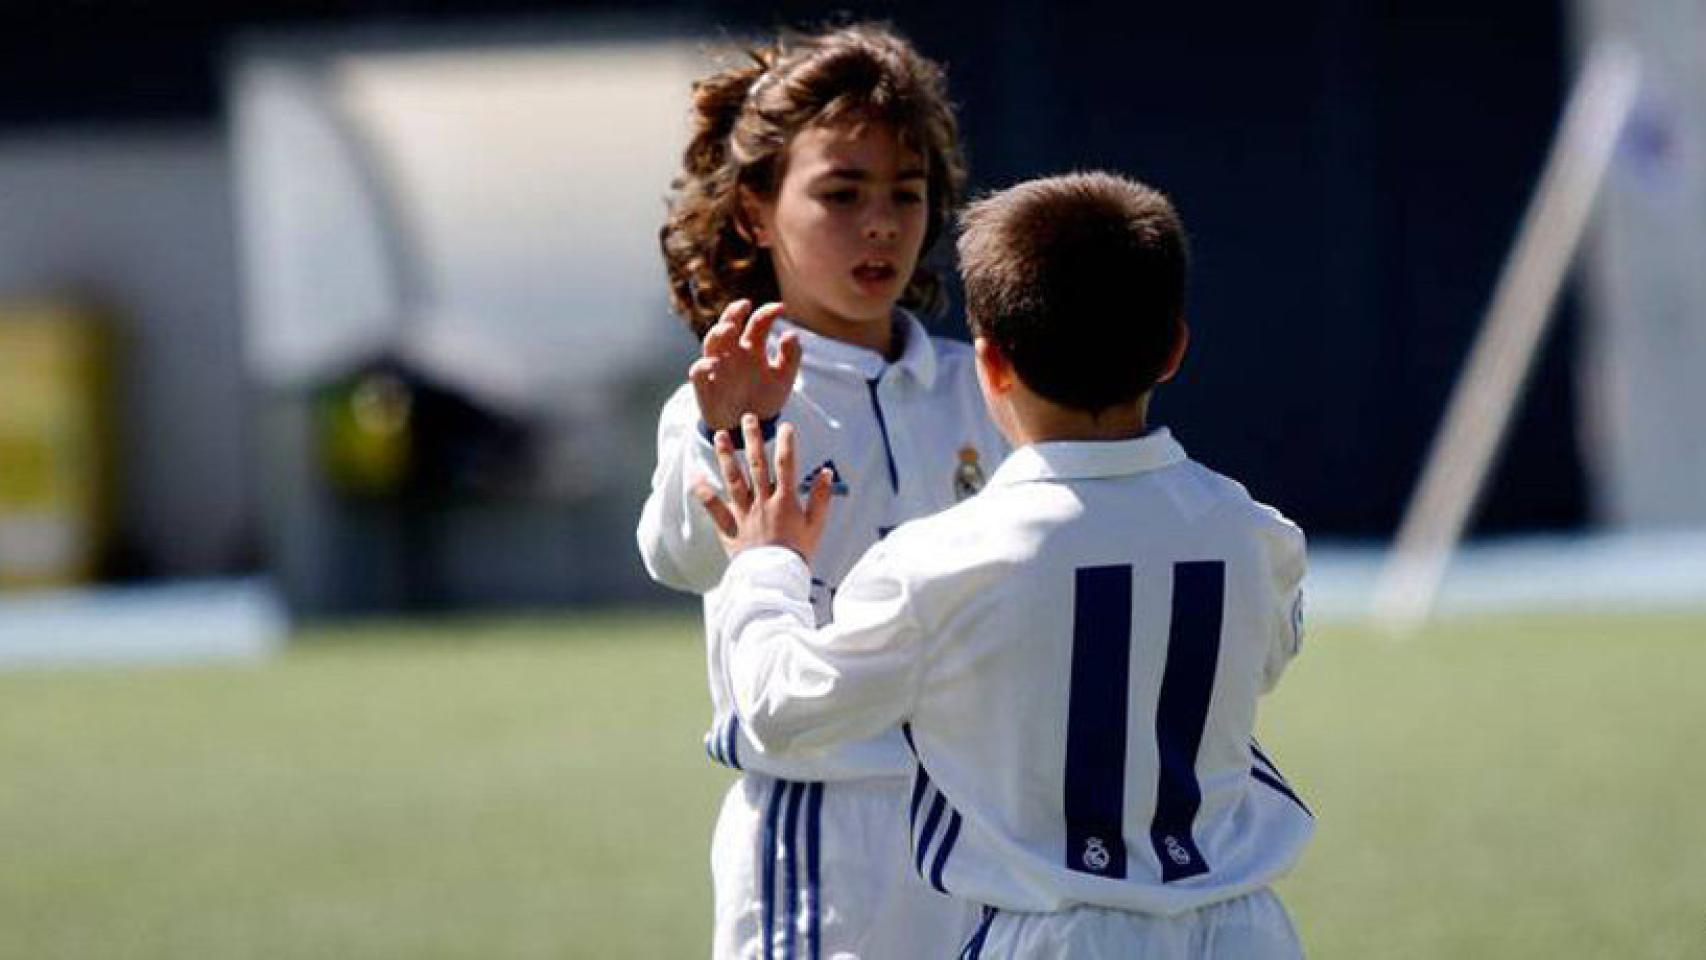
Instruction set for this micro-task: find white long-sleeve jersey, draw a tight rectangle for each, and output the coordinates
[715,430,1314,916]
[636,311,1009,782]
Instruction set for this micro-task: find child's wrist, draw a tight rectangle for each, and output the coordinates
[728,542,813,578]
[698,415,779,449]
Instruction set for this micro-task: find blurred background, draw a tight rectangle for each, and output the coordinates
[1,1,1702,957]
[2,0,1702,618]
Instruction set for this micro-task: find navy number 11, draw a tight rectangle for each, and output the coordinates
[1064,561,1225,883]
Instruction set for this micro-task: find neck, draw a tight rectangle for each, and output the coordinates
[1002,394,1150,447]
[786,305,898,360]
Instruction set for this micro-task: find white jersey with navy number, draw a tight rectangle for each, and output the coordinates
[637,309,1010,782]
[716,430,1314,918]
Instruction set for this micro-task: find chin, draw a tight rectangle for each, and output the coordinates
[846,308,895,327]
[828,297,890,325]
[847,291,904,321]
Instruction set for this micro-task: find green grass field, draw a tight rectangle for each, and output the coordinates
[1,609,1702,958]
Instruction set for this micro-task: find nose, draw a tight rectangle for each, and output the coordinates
[865,202,900,243]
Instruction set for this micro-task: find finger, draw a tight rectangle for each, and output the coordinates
[693,478,739,539]
[716,298,753,328]
[702,320,738,359]
[804,467,835,532]
[688,356,716,388]
[774,422,799,501]
[713,430,751,511]
[773,330,802,382]
[742,414,772,496]
[741,301,786,353]
[704,299,750,357]
[689,357,730,429]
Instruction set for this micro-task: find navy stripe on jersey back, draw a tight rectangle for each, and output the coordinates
[1148,561,1225,883]
[1064,564,1134,880]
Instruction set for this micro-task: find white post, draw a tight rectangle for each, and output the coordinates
[1369,43,1641,636]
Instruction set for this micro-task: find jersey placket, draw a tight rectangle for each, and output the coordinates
[866,371,916,535]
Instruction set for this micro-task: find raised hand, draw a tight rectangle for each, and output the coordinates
[694,415,834,563]
[689,300,802,431]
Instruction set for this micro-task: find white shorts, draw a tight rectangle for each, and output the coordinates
[961,888,1302,959]
[712,773,981,960]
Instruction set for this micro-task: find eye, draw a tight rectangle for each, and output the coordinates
[894,188,924,206]
[822,188,859,205]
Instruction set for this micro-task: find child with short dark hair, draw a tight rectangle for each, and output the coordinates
[699,171,1313,958]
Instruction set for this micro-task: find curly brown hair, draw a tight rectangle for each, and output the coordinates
[660,22,967,337]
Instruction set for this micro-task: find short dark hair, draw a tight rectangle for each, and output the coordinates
[957,171,1188,414]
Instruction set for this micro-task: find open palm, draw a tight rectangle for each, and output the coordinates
[690,300,802,430]
[695,416,834,563]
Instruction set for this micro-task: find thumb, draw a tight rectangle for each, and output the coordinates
[693,477,739,540]
[774,330,803,382]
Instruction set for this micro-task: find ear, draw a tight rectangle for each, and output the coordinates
[738,186,771,248]
[974,336,1016,395]
[1156,319,1190,384]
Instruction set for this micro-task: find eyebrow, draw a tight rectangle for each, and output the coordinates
[819,166,929,182]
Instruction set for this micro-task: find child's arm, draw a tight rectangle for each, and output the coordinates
[718,544,924,756]
[635,388,734,592]
[697,417,923,756]
[635,301,802,593]
[1259,515,1308,693]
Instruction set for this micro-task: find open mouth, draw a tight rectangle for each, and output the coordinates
[852,260,897,284]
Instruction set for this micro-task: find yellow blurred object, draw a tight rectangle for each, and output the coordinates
[316,369,414,498]
[0,304,112,589]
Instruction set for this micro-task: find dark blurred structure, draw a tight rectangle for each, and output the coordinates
[312,355,535,503]
[908,1,1579,539]
[0,1,1594,611]
[276,352,541,612]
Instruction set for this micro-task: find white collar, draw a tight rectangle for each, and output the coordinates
[773,310,940,388]
[986,428,1187,487]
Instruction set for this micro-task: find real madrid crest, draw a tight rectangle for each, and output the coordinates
[953,445,985,501]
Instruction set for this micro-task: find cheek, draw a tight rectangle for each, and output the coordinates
[777,203,839,253]
[902,206,930,246]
